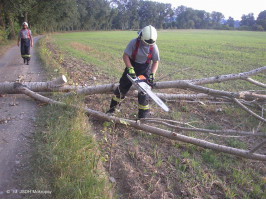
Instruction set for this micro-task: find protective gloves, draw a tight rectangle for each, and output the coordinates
[128,67,136,79]
[148,73,155,85]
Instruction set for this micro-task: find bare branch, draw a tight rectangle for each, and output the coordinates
[187,66,266,85]
[256,105,264,132]
[208,133,249,138]
[232,98,266,123]
[245,78,266,89]
[249,140,266,154]
[18,86,266,161]
[142,119,266,137]
[156,93,210,100]
[143,118,197,128]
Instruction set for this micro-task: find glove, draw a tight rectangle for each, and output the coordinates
[148,73,155,85]
[128,67,136,79]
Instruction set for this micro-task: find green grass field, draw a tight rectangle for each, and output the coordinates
[37,30,266,198]
[52,30,266,90]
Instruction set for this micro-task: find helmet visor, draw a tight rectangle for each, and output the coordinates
[143,39,155,45]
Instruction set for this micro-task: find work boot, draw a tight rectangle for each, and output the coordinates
[138,109,150,119]
[26,59,29,65]
[106,99,119,115]
[106,108,115,115]
[23,58,26,64]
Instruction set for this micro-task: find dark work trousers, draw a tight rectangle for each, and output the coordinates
[114,59,151,107]
[21,38,31,61]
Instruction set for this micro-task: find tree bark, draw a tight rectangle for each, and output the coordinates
[156,93,210,100]
[18,85,266,161]
[0,75,68,94]
[187,66,266,86]
[1,66,265,97]
[245,78,266,89]
[67,66,266,95]
[24,12,28,22]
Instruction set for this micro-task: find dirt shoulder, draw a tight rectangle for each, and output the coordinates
[0,36,45,198]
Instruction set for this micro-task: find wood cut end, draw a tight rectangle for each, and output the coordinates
[62,75,68,83]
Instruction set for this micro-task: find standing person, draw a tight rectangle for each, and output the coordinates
[17,22,33,65]
[107,25,160,119]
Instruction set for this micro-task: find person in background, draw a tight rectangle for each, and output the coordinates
[107,25,160,119]
[17,22,33,65]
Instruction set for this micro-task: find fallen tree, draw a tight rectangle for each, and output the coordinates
[69,66,266,96]
[1,66,265,95]
[0,67,265,160]
[15,84,266,161]
[1,67,265,122]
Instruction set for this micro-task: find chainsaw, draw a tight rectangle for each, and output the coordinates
[127,74,169,112]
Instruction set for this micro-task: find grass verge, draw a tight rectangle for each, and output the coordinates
[22,36,112,198]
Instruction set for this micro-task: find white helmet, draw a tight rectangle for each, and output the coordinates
[139,25,157,45]
[22,22,28,27]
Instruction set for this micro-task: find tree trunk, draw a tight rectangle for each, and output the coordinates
[70,66,266,95]
[24,12,28,22]
[0,75,68,94]
[7,13,16,39]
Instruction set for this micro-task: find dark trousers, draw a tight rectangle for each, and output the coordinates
[114,60,150,107]
[21,38,31,61]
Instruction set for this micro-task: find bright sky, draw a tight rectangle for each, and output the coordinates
[154,0,266,20]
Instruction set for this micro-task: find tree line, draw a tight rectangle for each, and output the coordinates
[0,0,266,42]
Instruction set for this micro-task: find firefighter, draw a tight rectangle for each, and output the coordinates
[17,22,33,65]
[107,25,160,119]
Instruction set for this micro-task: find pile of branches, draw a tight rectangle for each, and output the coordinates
[1,66,265,161]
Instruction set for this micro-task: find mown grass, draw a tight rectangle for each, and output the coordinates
[22,37,112,198]
[52,30,266,91]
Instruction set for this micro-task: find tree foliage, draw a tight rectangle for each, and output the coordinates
[0,0,265,41]
[240,13,256,27]
[257,10,266,30]
[226,17,235,28]
[239,11,265,31]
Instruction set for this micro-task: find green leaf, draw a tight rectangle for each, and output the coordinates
[103,121,111,128]
[120,119,130,126]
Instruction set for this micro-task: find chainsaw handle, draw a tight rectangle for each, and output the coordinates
[147,81,155,88]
